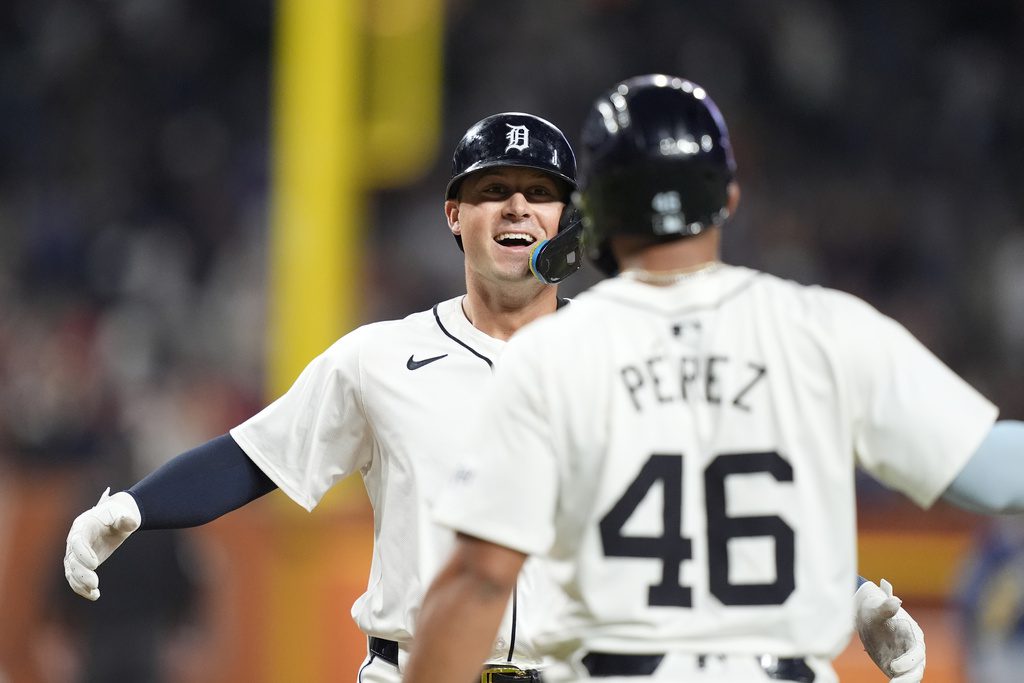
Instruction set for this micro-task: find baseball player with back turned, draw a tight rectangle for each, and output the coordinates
[403,75,1024,683]
[64,110,928,682]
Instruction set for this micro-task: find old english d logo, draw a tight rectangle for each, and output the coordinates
[505,124,529,151]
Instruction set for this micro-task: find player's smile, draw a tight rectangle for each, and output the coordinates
[493,229,540,250]
[485,220,549,272]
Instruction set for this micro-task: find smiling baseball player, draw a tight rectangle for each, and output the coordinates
[64,112,581,683]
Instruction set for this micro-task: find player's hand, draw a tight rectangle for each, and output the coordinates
[854,578,926,683]
[64,487,142,601]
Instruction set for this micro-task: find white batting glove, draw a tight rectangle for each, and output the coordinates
[854,578,926,683]
[64,487,142,601]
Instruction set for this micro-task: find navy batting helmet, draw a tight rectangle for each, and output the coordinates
[446,112,576,202]
[575,75,736,275]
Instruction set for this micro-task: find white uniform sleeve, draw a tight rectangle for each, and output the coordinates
[835,294,998,508]
[230,329,373,511]
[433,330,559,556]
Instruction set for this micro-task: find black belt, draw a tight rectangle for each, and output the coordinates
[480,665,542,682]
[581,651,815,681]
[581,652,663,677]
[368,637,399,666]
[368,638,542,682]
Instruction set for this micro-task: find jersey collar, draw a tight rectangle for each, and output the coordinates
[588,264,759,314]
[434,296,506,360]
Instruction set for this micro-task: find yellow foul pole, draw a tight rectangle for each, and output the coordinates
[265,0,442,680]
[267,1,363,681]
[270,0,362,389]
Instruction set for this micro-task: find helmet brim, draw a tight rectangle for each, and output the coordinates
[445,160,576,201]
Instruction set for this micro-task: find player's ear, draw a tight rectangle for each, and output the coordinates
[726,181,741,216]
[445,199,461,238]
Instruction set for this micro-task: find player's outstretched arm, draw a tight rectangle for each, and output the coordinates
[942,420,1024,514]
[855,578,925,683]
[63,433,276,600]
[128,433,276,529]
[404,533,526,683]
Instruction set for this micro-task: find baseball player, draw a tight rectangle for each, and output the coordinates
[63,111,585,683]
[402,75,1024,683]
[64,110,930,682]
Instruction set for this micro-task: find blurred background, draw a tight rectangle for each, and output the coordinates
[0,0,1022,681]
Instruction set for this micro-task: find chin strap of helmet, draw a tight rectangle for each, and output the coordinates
[530,211,584,285]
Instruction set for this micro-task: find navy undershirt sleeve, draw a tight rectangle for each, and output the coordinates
[128,433,277,529]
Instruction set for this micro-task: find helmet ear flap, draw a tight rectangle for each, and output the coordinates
[530,211,584,285]
[558,204,580,233]
[529,187,595,284]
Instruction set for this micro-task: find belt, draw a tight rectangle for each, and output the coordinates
[480,665,542,682]
[580,652,663,677]
[581,651,816,681]
[368,637,399,666]
[368,638,542,682]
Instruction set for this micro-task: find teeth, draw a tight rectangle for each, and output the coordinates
[495,232,536,244]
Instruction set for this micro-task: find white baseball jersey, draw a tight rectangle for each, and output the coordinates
[230,296,562,668]
[435,264,997,666]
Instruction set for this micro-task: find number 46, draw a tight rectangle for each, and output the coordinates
[599,451,796,607]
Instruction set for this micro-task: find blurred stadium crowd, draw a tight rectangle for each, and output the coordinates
[0,1,1021,681]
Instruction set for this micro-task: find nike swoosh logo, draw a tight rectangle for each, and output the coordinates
[406,353,448,370]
